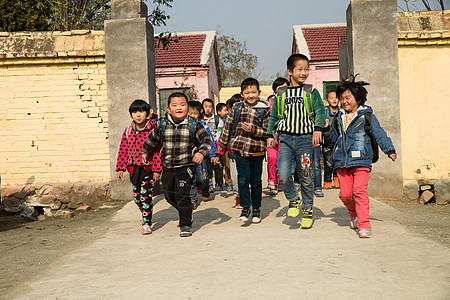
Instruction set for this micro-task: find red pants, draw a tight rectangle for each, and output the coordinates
[266,144,279,184]
[336,167,371,229]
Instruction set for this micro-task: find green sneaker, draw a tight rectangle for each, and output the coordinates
[287,199,301,217]
[301,208,314,229]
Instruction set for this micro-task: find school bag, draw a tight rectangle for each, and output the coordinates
[333,112,379,163]
[276,84,315,120]
[158,116,200,147]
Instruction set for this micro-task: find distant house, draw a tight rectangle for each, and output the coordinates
[154,31,221,115]
[292,23,346,99]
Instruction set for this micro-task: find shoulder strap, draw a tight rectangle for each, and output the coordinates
[159,118,168,139]
[364,112,372,133]
[188,117,199,146]
[333,113,339,132]
[125,125,133,140]
[230,102,244,141]
[303,84,314,119]
[364,112,379,163]
[256,108,265,127]
[276,86,288,119]
[214,114,220,128]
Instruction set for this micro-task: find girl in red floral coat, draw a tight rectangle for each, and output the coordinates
[116,100,162,235]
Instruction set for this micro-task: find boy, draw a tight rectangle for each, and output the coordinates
[216,102,233,192]
[188,100,216,208]
[142,93,212,237]
[202,98,224,191]
[213,78,270,223]
[322,91,340,189]
[267,54,326,229]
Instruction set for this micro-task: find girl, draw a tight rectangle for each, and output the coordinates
[327,76,397,238]
[116,100,162,235]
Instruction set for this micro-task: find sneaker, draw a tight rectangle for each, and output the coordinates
[270,189,278,195]
[141,224,152,235]
[209,184,214,193]
[192,200,199,210]
[301,207,314,229]
[239,208,251,221]
[252,208,261,223]
[180,226,192,237]
[294,182,301,191]
[358,227,372,238]
[333,177,340,188]
[202,191,210,201]
[323,182,332,189]
[268,181,276,190]
[235,197,242,209]
[226,184,233,192]
[287,199,301,217]
[314,189,324,197]
[215,183,223,191]
[350,217,358,229]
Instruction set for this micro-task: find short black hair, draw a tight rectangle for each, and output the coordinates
[272,77,290,93]
[188,100,202,113]
[129,99,151,115]
[202,98,214,105]
[287,54,309,72]
[226,94,243,109]
[336,74,370,106]
[241,77,260,92]
[167,92,188,106]
[216,102,227,112]
[326,90,337,99]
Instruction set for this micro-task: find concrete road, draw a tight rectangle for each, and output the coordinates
[5,189,449,299]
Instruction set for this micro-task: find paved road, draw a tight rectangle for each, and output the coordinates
[5,188,450,299]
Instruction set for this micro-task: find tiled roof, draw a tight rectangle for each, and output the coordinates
[154,33,209,68]
[299,25,347,61]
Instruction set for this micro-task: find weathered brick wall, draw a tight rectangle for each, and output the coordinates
[0,31,110,215]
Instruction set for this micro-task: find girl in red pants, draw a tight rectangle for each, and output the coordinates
[324,76,397,238]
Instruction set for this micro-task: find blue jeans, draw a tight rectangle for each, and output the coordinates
[322,145,337,182]
[189,160,208,201]
[314,145,322,190]
[235,153,264,209]
[277,133,314,207]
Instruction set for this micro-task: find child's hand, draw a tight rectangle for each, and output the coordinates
[153,172,161,181]
[267,138,275,148]
[389,153,397,161]
[324,119,330,128]
[117,171,124,181]
[312,131,322,145]
[192,152,204,164]
[242,122,253,133]
[212,156,220,165]
[141,154,149,164]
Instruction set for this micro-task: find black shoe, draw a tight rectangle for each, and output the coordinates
[252,208,261,223]
[180,226,192,237]
[192,200,199,210]
[239,207,251,222]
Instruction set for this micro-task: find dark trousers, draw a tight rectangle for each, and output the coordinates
[206,156,223,186]
[323,145,337,182]
[162,165,194,227]
[235,153,264,209]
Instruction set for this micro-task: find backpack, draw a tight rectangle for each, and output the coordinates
[158,116,200,147]
[214,114,220,129]
[229,101,266,144]
[333,112,379,163]
[276,84,315,120]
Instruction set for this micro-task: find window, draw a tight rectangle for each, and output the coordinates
[323,82,339,100]
[158,88,191,116]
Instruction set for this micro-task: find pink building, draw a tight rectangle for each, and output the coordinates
[154,31,221,115]
[292,24,346,99]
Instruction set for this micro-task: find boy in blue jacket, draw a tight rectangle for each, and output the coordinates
[325,75,397,238]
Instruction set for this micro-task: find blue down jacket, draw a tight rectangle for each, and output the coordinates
[326,106,396,169]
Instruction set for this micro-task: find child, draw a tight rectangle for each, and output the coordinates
[267,54,326,229]
[266,77,289,195]
[322,91,340,189]
[213,78,270,223]
[116,100,162,235]
[326,76,396,238]
[216,102,233,192]
[188,100,217,208]
[142,93,212,237]
[202,98,224,191]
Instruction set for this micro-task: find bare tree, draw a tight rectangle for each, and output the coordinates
[398,0,445,11]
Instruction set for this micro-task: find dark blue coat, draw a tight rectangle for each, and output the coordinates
[327,106,396,169]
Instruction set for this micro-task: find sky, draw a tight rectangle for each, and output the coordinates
[147,0,352,81]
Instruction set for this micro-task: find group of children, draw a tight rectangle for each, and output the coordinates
[116,53,397,238]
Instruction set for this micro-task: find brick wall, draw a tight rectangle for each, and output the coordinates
[0,31,109,187]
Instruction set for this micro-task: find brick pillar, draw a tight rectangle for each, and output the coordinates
[339,0,403,200]
[105,0,157,200]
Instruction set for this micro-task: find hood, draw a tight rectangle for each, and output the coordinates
[131,119,152,131]
[246,97,270,109]
[167,113,189,126]
[338,105,373,117]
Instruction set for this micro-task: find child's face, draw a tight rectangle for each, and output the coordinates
[326,92,339,108]
[203,102,213,116]
[188,107,201,120]
[241,85,261,105]
[218,107,228,119]
[340,89,359,114]
[287,59,309,86]
[130,109,150,126]
[167,97,188,122]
